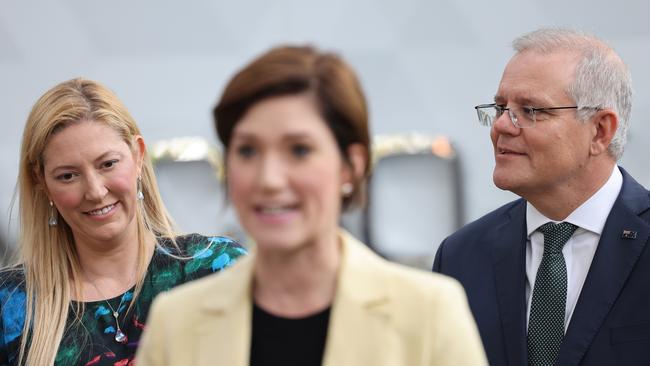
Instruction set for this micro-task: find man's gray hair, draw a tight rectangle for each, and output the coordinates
[513,28,632,160]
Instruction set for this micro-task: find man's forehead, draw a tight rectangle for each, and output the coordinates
[494,92,551,106]
[495,50,578,104]
[507,48,582,73]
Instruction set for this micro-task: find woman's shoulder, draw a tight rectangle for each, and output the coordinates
[0,266,25,295]
[152,233,247,282]
[347,239,465,305]
[148,250,253,320]
[366,259,487,364]
[0,266,27,350]
[168,233,246,262]
[374,258,463,295]
[175,233,245,253]
[343,233,463,299]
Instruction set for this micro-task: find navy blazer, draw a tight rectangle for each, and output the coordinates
[433,168,650,366]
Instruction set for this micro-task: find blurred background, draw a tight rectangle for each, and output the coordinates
[1,0,649,267]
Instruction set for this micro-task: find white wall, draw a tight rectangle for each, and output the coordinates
[1,0,649,244]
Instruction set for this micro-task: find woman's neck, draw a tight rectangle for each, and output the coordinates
[252,229,341,318]
[75,226,155,301]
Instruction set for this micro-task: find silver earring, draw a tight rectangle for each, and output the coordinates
[341,183,354,197]
[137,176,144,201]
[48,200,58,226]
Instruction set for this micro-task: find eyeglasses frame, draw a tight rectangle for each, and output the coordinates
[474,103,586,128]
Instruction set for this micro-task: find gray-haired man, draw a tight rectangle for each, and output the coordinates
[434,28,649,366]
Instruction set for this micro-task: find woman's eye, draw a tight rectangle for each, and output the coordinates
[236,145,256,158]
[102,159,119,169]
[291,144,311,158]
[56,172,76,181]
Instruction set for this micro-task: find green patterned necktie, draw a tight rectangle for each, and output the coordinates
[527,222,578,366]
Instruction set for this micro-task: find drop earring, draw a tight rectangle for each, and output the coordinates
[48,200,58,226]
[137,176,144,201]
[341,182,354,197]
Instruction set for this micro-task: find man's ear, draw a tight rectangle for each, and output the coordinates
[590,109,618,157]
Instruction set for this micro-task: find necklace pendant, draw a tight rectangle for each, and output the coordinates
[114,329,128,344]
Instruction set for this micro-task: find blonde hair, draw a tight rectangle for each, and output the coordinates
[14,78,176,365]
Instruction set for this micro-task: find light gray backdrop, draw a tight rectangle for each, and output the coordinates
[1,0,648,245]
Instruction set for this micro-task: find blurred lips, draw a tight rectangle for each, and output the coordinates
[253,202,300,224]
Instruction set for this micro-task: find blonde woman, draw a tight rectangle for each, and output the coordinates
[137,46,487,366]
[0,78,245,365]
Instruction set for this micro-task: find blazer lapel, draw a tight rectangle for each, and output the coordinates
[491,199,528,366]
[323,232,395,366]
[557,170,650,366]
[196,254,255,366]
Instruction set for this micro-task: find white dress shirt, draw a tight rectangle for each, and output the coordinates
[525,165,622,331]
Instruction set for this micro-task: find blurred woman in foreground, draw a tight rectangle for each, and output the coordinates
[0,78,245,365]
[137,46,487,366]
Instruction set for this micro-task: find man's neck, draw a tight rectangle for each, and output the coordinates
[524,161,616,221]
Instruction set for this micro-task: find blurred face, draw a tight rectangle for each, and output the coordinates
[42,121,144,247]
[227,94,351,253]
[491,50,595,198]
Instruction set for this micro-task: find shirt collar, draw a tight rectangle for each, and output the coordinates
[526,165,622,236]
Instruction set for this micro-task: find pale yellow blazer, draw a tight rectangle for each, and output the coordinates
[137,230,487,366]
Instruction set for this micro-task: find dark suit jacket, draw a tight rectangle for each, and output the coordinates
[433,168,650,366]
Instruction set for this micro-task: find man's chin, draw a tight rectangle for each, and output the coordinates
[493,172,519,192]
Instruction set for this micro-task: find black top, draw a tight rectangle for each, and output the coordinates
[250,303,331,366]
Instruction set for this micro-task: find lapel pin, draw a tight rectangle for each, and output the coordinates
[621,230,637,239]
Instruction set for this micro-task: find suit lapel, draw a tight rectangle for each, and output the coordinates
[491,199,528,366]
[323,232,395,366]
[557,170,650,366]
[196,254,255,366]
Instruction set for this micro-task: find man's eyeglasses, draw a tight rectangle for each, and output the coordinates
[474,103,587,128]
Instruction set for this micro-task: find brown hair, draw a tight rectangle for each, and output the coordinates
[213,45,370,208]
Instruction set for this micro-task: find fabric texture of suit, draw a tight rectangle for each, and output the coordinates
[137,230,487,366]
[433,167,650,366]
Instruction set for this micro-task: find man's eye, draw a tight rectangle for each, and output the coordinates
[522,107,536,119]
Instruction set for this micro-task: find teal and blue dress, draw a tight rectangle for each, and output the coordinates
[0,234,246,365]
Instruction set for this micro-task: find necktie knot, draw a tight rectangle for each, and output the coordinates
[538,222,578,254]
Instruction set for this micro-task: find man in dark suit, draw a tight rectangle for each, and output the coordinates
[433,28,649,366]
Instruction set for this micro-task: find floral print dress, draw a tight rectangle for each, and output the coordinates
[0,234,246,365]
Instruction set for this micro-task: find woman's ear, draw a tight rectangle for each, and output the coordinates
[133,135,146,175]
[33,166,50,199]
[343,143,368,184]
